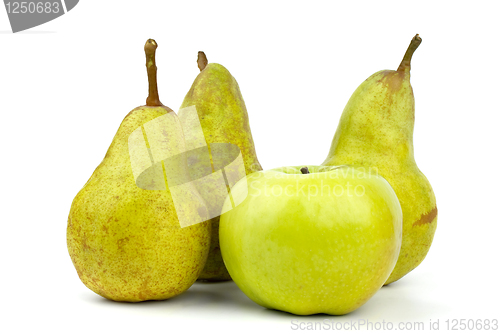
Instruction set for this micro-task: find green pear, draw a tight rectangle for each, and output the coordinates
[322,35,437,284]
[180,52,262,281]
[67,39,211,301]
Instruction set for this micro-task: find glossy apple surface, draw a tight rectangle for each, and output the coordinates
[219,165,402,315]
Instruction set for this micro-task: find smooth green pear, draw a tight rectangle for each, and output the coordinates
[322,35,437,284]
[180,52,262,281]
[67,40,211,301]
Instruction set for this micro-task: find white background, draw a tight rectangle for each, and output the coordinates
[1,1,499,333]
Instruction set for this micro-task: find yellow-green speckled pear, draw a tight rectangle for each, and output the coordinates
[322,35,437,284]
[180,52,262,281]
[67,40,211,301]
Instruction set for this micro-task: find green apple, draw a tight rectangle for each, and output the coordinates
[219,165,402,315]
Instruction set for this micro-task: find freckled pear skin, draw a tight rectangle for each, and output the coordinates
[322,35,437,284]
[180,52,262,281]
[66,40,211,302]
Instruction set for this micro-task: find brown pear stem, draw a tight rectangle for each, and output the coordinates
[198,51,208,72]
[145,39,163,106]
[300,167,310,174]
[397,34,422,72]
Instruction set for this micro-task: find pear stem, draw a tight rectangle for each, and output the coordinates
[300,167,310,174]
[198,51,208,72]
[145,39,163,106]
[397,34,422,72]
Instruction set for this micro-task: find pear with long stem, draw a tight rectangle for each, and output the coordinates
[67,40,211,301]
[322,35,437,284]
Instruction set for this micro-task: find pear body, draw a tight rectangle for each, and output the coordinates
[181,63,262,281]
[322,69,437,284]
[67,106,211,301]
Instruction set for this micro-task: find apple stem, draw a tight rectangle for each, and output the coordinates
[397,34,422,72]
[198,51,208,72]
[300,167,310,174]
[145,39,163,106]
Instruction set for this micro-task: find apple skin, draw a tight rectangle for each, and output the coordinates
[219,165,402,315]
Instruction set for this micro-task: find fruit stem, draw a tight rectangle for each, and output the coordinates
[300,167,310,174]
[145,39,163,106]
[397,34,422,72]
[198,51,208,71]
